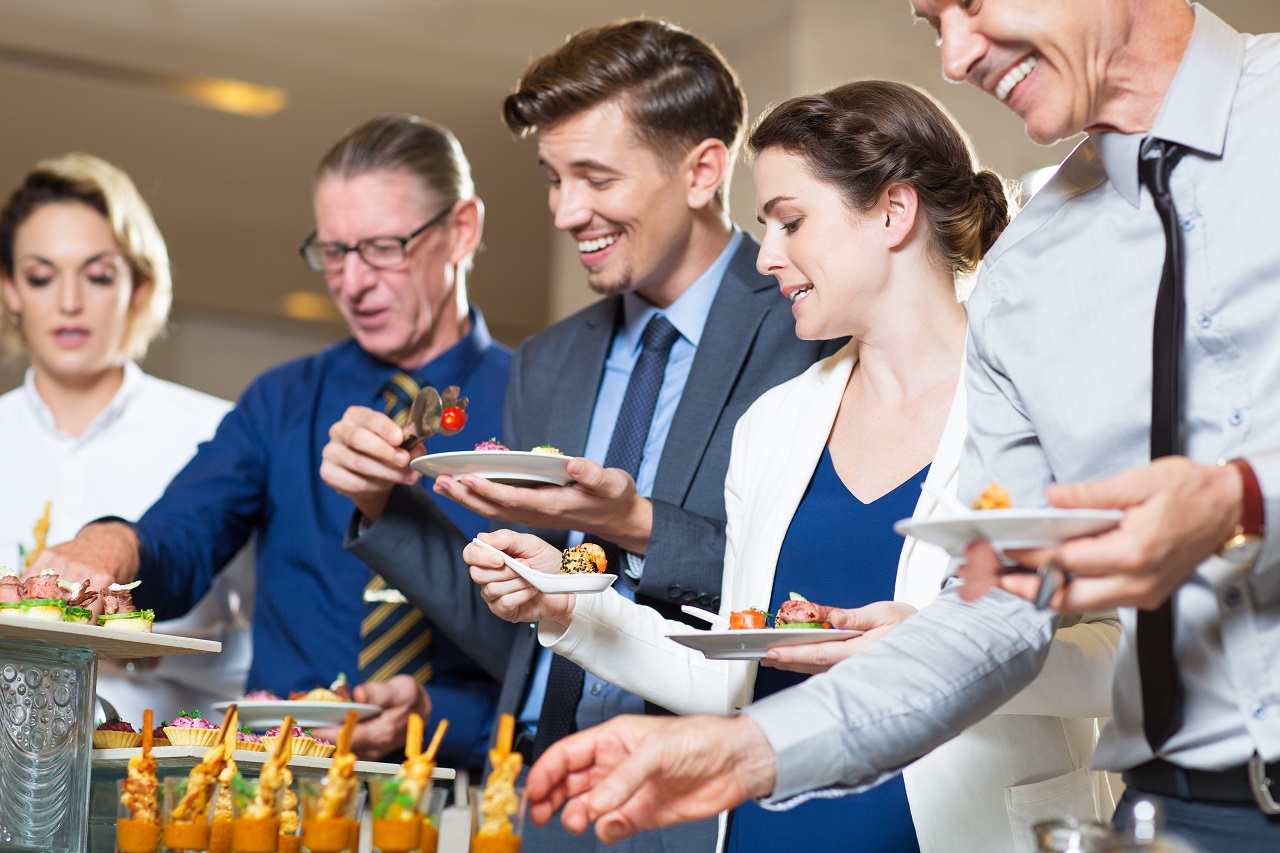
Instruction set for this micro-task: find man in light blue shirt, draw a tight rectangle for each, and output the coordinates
[519,3,1280,852]
[324,18,836,853]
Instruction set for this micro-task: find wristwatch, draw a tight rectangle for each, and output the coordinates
[1218,458,1266,566]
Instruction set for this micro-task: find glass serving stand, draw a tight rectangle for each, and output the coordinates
[0,618,220,853]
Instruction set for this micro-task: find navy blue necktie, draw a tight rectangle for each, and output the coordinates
[532,315,681,760]
[360,372,434,685]
[1137,137,1188,752]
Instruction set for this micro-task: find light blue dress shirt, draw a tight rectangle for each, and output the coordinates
[519,231,744,735]
[747,4,1280,801]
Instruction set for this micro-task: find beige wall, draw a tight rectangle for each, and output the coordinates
[5,1,1279,405]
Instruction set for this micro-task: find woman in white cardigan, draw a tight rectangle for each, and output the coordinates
[466,82,1119,853]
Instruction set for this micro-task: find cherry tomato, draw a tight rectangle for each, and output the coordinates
[441,406,467,432]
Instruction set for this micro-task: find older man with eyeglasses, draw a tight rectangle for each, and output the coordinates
[32,115,515,770]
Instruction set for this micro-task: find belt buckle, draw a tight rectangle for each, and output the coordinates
[1248,753,1280,814]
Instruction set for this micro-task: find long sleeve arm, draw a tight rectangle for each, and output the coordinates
[134,387,268,619]
[746,587,1056,803]
[345,485,519,682]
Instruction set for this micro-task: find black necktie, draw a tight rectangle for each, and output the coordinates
[1136,137,1188,752]
[360,372,434,685]
[532,315,681,760]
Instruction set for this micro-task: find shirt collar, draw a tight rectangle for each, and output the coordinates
[1093,4,1243,207]
[618,229,744,351]
[365,304,493,397]
[21,360,141,441]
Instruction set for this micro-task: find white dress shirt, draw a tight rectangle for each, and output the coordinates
[0,362,254,723]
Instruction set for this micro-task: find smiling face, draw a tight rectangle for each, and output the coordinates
[313,170,469,369]
[912,0,1125,144]
[536,100,709,305]
[753,148,891,341]
[2,201,142,386]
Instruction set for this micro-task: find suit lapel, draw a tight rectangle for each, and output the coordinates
[652,237,771,505]
[558,298,619,458]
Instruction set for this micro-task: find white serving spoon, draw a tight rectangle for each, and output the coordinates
[920,480,971,517]
[680,605,729,629]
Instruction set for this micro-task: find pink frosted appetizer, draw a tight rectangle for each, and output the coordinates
[474,438,509,451]
[164,710,221,747]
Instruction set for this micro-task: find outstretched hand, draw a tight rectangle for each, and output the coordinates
[26,520,140,593]
[434,457,653,553]
[527,714,777,844]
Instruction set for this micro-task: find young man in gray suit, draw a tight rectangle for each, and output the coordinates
[322,18,837,853]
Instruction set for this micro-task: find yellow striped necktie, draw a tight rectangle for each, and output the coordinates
[360,371,433,685]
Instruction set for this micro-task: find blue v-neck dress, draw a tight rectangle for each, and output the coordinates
[726,446,928,853]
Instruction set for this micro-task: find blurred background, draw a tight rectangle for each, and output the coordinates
[2,0,1276,400]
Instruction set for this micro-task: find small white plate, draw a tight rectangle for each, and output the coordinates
[411,450,573,487]
[665,628,864,660]
[470,537,616,595]
[211,699,381,730]
[895,508,1124,555]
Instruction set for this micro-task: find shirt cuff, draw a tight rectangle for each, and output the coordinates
[624,550,644,582]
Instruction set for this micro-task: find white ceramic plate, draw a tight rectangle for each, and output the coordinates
[211,700,382,730]
[411,450,573,487]
[895,508,1124,555]
[470,537,616,595]
[665,628,864,660]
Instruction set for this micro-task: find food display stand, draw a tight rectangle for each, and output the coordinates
[0,619,454,853]
[0,619,219,853]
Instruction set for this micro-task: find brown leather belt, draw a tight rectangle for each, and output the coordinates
[1124,755,1280,814]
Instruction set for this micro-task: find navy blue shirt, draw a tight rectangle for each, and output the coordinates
[730,447,927,853]
[134,308,512,767]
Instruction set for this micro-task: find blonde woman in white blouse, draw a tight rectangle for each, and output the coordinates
[0,153,253,723]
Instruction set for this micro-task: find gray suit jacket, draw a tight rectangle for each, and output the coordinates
[349,234,840,852]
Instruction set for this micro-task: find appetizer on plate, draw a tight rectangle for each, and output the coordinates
[727,593,835,630]
[288,672,351,703]
[971,482,1012,510]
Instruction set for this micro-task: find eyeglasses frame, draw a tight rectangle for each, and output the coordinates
[298,203,454,274]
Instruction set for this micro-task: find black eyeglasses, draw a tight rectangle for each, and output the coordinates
[298,205,452,274]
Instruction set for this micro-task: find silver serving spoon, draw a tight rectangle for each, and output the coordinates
[398,386,442,451]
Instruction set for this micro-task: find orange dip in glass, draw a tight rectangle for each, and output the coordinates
[301,817,350,852]
[373,817,421,852]
[230,816,280,852]
[209,818,233,853]
[277,834,301,853]
[373,814,422,845]
[471,830,521,853]
[420,818,440,853]
[163,820,211,850]
[116,818,161,853]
